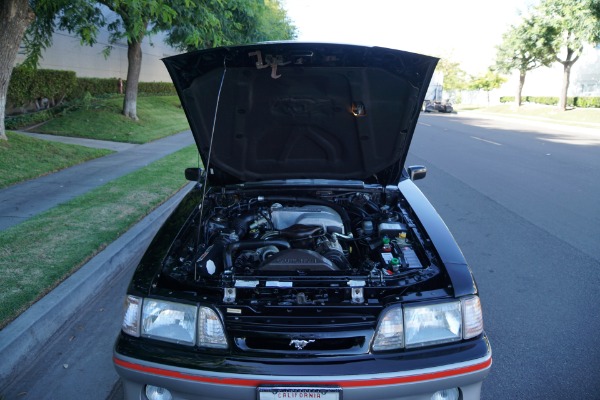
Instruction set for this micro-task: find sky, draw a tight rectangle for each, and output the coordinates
[282,0,537,75]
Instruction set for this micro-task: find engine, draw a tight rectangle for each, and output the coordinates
[182,191,431,281]
[159,189,443,305]
[195,204,342,276]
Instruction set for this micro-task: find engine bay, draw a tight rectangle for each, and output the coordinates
[161,186,445,304]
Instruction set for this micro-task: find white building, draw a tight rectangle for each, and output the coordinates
[15,15,179,82]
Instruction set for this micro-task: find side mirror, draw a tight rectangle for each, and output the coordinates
[407,165,427,181]
[185,167,204,182]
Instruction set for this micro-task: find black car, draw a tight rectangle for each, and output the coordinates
[113,42,491,400]
[424,100,454,113]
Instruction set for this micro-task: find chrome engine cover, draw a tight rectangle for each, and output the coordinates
[269,205,344,234]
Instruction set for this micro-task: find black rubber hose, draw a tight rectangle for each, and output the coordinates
[232,213,257,237]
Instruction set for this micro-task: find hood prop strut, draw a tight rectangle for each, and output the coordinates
[195,59,228,281]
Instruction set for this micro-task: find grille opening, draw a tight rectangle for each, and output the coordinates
[241,336,365,351]
[226,315,377,330]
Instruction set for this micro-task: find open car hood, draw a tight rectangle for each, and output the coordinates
[163,43,438,186]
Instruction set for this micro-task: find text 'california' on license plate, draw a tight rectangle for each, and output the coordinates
[258,386,341,400]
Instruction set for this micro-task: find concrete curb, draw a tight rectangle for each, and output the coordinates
[0,182,195,386]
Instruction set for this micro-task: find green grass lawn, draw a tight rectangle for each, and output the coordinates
[37,95,190,143]
[457,103,600,127]
[0,131,113,189]
[0,145,199,329]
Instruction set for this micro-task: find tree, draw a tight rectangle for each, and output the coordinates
[97,0,296,120]
[230,0,296,44]
[0,0,295,140]
[1,0,106,141]
[536,0,600,110]
[435,58,468,92]
[249,0,297,43]
[0,0,34,141]
[94,0,182,120]
[164,0,296,52]
[495,15,556,106]
[1,0,296,138]
[23,0,104,68]
[468,69,507,105]
[593,0,600,18]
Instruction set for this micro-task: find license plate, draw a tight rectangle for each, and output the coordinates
[258,386,341,400]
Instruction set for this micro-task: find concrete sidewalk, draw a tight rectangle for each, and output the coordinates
[13,130,139,152]
[0,130,195,230]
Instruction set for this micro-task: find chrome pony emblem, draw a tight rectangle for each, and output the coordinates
[289,339,315,350]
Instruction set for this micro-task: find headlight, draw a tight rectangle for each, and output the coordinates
[141,299,197,345]
[404,301,462,348]
[372,297,483,351]
[372,307,404,351]
[122,295,142,337]
[197,306,228,348]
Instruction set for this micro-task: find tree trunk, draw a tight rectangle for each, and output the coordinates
[516,72,526,107]
[557,45,579,112]
[558,62,572,111]
[0,0,34,140]
[122,37,144,120]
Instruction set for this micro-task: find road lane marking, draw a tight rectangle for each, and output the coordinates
[470,136,502,146]
[418,122,431,126]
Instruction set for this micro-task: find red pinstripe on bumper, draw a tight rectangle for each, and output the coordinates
[113,355,492,388]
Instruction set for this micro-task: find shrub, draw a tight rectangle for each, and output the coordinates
[7,68,35,107]
[138,81,176,95]
[495,95,599,108]
[519,96,600,108]
[7,67,76,108]
[5,110,54,130]
[34,69,77,105]
[71,78,176,98]
[81,91,93,110]
[524,96,558,106]
[71,77,121,99]
[8,68,176,108]
[573,97,600,108]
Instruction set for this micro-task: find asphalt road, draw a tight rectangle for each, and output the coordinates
[3,112,599,399]
[408,112,600,399]
[1,259,132,399]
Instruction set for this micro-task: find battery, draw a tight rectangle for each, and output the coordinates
[381,252,395,265]
[400,246,423,269]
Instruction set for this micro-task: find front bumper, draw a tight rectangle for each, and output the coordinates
[114,335,492,400]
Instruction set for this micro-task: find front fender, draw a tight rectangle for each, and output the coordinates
[399,179,477,297]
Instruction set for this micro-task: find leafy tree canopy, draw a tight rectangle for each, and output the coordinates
[165,0,296,51]
[20,0,296,120]
[536,0,600,63]
[593,0,600,18]
[23,0,105,68]
[435,58,468,91]
[23,0,296,73]
[535,0,600,109]
[468,69,507,92]
[495,14,556,75]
